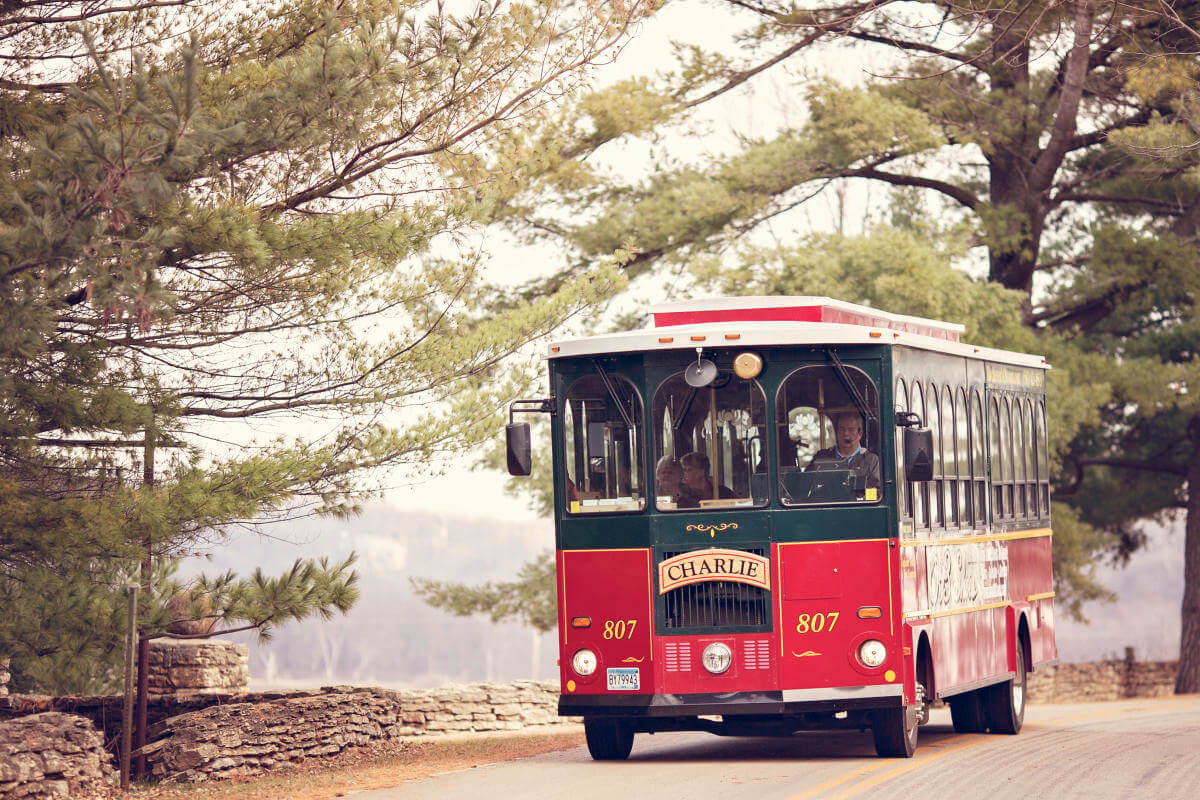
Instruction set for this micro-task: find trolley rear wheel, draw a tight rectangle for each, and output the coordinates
[986,637,1027,734]
[584,718,634,760]
[948,689,987,733]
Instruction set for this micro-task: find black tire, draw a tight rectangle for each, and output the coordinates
[986,636,1027,734]
[584,717,635,760]
[872,705,918,758]
[948,689,987,733]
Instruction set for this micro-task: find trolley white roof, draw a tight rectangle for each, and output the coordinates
[547,296,1048,370]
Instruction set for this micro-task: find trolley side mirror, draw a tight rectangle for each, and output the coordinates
[504,397,554,477]
[506,422,532,477]
[904,426,934,482]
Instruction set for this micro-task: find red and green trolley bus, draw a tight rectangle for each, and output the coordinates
[506,296,1057,759]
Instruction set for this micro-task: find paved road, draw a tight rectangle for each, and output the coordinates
[351,696,1200,800]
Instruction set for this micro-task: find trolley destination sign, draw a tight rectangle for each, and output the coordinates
[657,548,771,594]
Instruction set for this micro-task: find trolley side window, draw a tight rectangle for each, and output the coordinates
[776,365,882,505]
[562,373,645,514]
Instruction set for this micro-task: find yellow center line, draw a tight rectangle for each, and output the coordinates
[821,737,988,800]
[787,734,980,800]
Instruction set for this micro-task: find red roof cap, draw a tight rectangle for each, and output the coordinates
[649,296,963,343]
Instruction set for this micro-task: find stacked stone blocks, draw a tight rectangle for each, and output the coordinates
[147,639,249,695]
[1026,657,1177,703]
[0,712,114,799]
[141,681,568,782]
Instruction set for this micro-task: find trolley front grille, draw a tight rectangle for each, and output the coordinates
[660,548,770,630]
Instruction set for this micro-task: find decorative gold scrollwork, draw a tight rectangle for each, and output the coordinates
[685,522,739,539]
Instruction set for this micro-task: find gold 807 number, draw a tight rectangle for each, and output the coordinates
[796,611,839,634]
[602,619,638,639]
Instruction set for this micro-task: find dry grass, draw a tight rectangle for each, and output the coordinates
[125,726,585,800]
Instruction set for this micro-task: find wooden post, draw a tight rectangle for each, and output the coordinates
[121,583,138,790]
[135,423,154,777]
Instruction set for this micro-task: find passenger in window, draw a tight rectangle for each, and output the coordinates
[679,451,735,506]
[805,413,881,492]
[655,456,695,507]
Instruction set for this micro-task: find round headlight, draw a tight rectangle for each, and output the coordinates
[571,649,597,676]
[702,642,733,675]
[858,639,887,668]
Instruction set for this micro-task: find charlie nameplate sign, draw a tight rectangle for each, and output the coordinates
[658,548,771,594]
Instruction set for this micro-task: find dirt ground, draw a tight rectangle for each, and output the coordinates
[114,725,586,800]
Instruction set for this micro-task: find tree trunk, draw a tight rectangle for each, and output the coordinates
[1175,415,1200,693]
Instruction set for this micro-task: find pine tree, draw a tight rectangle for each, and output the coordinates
[1,0,650,692]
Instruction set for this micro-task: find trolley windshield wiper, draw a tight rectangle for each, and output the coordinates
[592,359,637,429]
[827,349,877,425]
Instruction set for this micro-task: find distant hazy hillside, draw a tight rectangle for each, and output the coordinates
[187,505,558,689]
[188,506,1185,689]
[1055,519,1183,662]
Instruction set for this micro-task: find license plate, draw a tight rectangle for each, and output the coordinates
[607,667,640,691]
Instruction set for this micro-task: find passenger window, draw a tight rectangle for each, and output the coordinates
[562,373,645,514]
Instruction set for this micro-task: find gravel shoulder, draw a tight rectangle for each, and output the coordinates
[124,725,586,800]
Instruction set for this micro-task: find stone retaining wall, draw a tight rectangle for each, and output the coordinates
[0,659,1184,788]
[141,682,566,783]
[1027,658,1176,704]
[0,712,114,799]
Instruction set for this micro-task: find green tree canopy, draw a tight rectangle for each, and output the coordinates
[465,1,1200,690]
[1,0,648,691]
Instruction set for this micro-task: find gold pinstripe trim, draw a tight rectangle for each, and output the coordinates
[560,547,653,554]
[775,544,785,658]
[899,527,1052,548]
[646,549,655,640]
[778,537,890,546]
[886,539,894,636]
[930,600,1010,619]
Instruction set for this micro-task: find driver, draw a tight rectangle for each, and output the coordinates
[805,412,881,491]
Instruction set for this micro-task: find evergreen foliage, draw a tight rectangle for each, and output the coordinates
[411,551,556,634]
[456,2,1200,690]
[1,0,647,692]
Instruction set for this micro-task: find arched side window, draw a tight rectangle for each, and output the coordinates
[1036,400,1050,516]
[562,373,645,514]
[929,383,944,528]
[1001,397,1015,519]
[776,365,882,506]
[912,381,928,528]
[942,385,956,527]
[972,390,987,527]
[1014,399,1027,517]
[955,387,970,527]
[653,372,768,512]
[1023,399,1036,519]
[990,397,1004,520]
